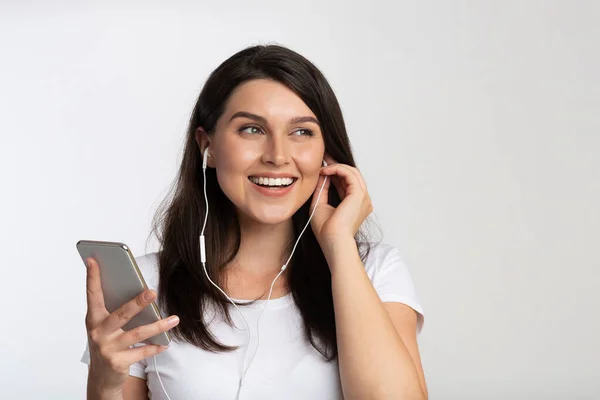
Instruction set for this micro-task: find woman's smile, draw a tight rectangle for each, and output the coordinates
[248,175,299,197]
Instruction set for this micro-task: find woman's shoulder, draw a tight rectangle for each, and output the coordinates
[360,240,425,331]
[360,241,406,274]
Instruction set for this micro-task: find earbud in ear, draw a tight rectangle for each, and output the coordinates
[202,146,210,169]
[322,160,328,167]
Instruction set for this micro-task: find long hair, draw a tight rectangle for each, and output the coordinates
[150,44,374,361]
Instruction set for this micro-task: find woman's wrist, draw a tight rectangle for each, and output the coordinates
[87,370,124,400]
[320,235,358,268]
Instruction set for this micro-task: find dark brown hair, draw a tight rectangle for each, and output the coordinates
[150,44,375,361]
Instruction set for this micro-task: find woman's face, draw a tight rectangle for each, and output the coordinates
[201,79,326,225]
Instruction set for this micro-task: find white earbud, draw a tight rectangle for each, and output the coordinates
[322,159,328,167]
[202,146,210,169]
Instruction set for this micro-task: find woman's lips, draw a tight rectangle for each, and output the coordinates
[248,177,297,197]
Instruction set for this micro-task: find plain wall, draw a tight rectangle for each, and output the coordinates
[1,1,598,398]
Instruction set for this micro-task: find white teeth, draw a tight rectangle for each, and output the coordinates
[250,176,295,187]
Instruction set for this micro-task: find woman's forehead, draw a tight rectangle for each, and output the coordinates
[223,79,316,121]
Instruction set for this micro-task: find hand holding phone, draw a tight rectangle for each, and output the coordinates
[79,242,180,393]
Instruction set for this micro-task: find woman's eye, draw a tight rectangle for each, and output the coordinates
[240,126,262,135]
[293,129,314,136]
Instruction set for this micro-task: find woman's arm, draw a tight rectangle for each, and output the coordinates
[122,376,149,400]
[325,237,427,400]
[87,359,149,400]
[310,160,427,399]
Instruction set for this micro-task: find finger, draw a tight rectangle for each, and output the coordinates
[329,174,346,199]
[322,154,362,190]
[123,343,170,365]
[101,289,157,333]
[321,164,363,196]
[121,315,180,348]
[342,164,368,193]
[310,172,331,211]
[335,164,368,195]
[342,167,372,211]
[351,167,369,193]
[85,258,109,327]
[320,169,350,204]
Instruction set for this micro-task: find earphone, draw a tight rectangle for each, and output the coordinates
[152,147,329,400]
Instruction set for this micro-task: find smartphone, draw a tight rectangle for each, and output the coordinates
[76,240,171,346]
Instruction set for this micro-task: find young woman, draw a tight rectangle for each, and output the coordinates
[81,44,427,400]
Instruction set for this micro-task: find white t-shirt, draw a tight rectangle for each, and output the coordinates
[81,242,424,399]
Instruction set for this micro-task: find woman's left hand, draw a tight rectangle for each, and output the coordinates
[310,155,374,251]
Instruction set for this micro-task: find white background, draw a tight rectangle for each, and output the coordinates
[1,1,598,399]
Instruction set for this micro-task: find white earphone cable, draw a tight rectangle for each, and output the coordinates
[153,151,328,399]
[199,157,252,382]
[153,353,172,400]
[244,171,328,381]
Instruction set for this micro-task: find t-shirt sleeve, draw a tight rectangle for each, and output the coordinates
[363,243,425,334]
[79,253,159,380]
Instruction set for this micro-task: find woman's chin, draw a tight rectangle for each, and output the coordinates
[243,206,296,226]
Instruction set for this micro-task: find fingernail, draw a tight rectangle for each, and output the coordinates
[167,315,180,326]
[144,290,155,301]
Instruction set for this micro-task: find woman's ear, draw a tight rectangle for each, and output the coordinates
[195,127,215,168]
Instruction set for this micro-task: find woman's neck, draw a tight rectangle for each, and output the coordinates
[222,214,294,300]
[231,214,294,274]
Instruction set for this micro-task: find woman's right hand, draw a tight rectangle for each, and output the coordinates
[84,257,180,394]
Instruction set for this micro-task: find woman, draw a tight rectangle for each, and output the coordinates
[81,44,427,400]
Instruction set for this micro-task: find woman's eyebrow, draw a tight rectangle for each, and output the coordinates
[289,116,320,126]
[229,111,267,124]
[229,111,320,126]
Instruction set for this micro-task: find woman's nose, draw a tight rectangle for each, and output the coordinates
[261,135,290,166]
